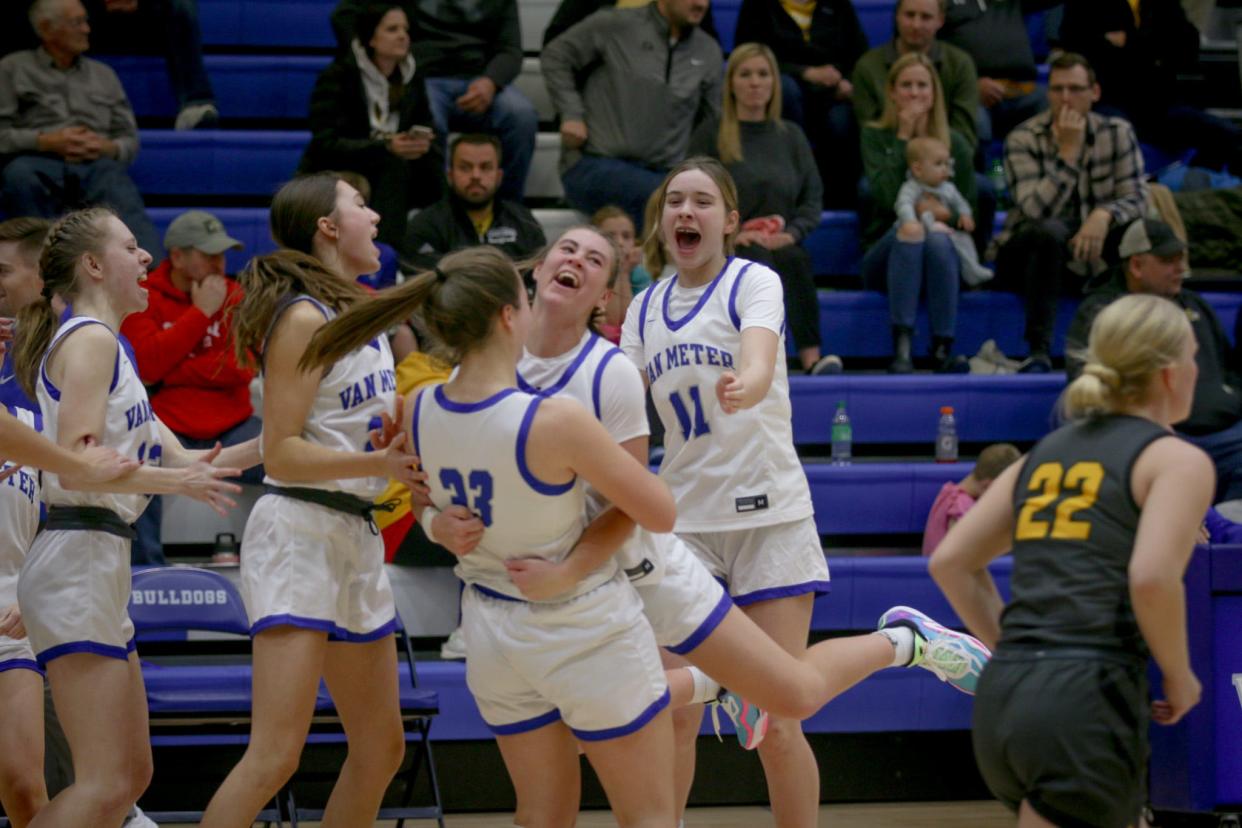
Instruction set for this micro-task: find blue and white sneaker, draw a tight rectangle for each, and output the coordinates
[879,605,991,695]
[710,690,769,750]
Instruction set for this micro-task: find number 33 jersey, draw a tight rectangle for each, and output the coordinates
[410,385,599,602]
[621,257,812,533]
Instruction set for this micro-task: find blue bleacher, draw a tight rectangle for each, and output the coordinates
[131,130,307,197]
[199,0,336,48]
[807,461,970,535]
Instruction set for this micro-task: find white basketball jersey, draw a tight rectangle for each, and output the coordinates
[39,317,162,524]
[518,330,662,579]
[623,258,813,532]
[412,385,602,601]
[0,405,40,607]
[263,297,397,499]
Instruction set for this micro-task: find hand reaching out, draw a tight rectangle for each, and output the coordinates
[176,443,242,517]
[715,370,745,414]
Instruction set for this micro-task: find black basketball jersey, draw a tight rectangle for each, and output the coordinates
[999,415,1169,657]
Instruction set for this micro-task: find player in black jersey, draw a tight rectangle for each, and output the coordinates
[928,293,1212,828]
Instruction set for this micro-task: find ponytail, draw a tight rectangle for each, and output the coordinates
[13,207,114,398]
[302,246,523,372]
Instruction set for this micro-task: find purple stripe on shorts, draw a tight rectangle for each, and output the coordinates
[487,707,563,736]
[666,590,734,655]
[0,658,43,676]
[250,613,396,642]
[732,580,832,607]
[572,687,671,742]
[36,639,131,667]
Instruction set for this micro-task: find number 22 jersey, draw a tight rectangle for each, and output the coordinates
[621,257,812,532]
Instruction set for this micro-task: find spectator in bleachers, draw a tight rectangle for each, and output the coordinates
[852,0,980,149]
[992,52,1148,373]
[401,133,545,272]
[0,0,218,131]
[301,3,442,250]
[331,0,537,202]
[1065,217,1242,504]
[733,0,870,208]
[922,441,1020,555]
[591,205,650,343]
[940,0,1058,146]
[542,0,723,229]
[689,42,842,375]
[861,53,975,373]
[543,0,723,48]
[0,0,163,259]
[120,210,261,564]
[1056,0,1242,174]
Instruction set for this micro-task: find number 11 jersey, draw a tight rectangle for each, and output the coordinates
[621,257,812,533]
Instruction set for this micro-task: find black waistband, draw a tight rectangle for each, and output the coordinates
[45,506,137,540]
[264,485,398,535]
[993,644,1145,668]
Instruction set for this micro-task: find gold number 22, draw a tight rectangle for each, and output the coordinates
[1015,461,1105,541]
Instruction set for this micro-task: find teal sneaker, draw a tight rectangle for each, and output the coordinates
[710,690,769,750]
[879,605,991,695]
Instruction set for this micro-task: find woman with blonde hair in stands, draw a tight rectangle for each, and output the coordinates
[860,52,976,374]
[932,293,1211,828]
[689,42,840,375]
[200,173,423,828]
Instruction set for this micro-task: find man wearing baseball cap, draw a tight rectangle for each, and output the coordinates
[1067,217,1242,503]
[121,210,261,564]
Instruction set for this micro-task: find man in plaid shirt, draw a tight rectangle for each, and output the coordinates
[991,52,1148,372]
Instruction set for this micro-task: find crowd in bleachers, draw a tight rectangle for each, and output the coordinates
[0,0,1241,560]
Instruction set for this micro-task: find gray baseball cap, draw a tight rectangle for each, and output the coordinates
[163,210,244,255]
[1118,218,1186,259]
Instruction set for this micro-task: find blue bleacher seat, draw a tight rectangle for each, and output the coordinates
[806,461,970,535]
[199,0,335,48]
[857,0,896,47]
[105,55,329,121]
[131,130,308,197]
[789,373,1063,445]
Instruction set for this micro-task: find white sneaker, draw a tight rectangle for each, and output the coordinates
[174,102,219,130]
[122,805,159,827]
[439,626,466,660]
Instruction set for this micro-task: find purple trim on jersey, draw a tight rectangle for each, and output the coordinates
[661,256,735,332]
[665,589,733,655]
[636,282,657,345]
[35,636,136,667]
[433,384,518,414]
[516,396,576,496]
[40,319,122,401]
[487,707,563,736]
[249,613,397,642]
[410,388,426,458]
[0,658,44,676]
[516,333,600,397]
[726,261,756,331]
[473,583,524,603]
[591,346,624,420]
[731,580,832,607]
[572,687,671,742]
[0,349,38,418]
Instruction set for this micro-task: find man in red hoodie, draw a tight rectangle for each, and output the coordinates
[121,210,260,564]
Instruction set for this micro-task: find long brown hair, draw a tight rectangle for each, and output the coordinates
[13,207,114,398]
[718,42,783,166]
[869,52,950,146]
[230,173,369,370]
[300,246,524,372]
[641,157,740,277]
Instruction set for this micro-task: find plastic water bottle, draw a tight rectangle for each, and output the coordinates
[831,401,852,465]
[935,406,959,463]
[988,158,1010,210]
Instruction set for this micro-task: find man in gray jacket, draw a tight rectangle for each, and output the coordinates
[542,0,722,228]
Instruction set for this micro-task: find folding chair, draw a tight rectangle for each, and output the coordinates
[285,608,445,828]
[128,565,289,827]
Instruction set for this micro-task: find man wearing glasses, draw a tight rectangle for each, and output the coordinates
[988,52,1148,373]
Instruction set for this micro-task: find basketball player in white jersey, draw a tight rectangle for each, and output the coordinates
[199,174,423,828]
[9,207,248,827]
[618,158,992,826]
[300,245,681,828]
[411,226,993,826]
